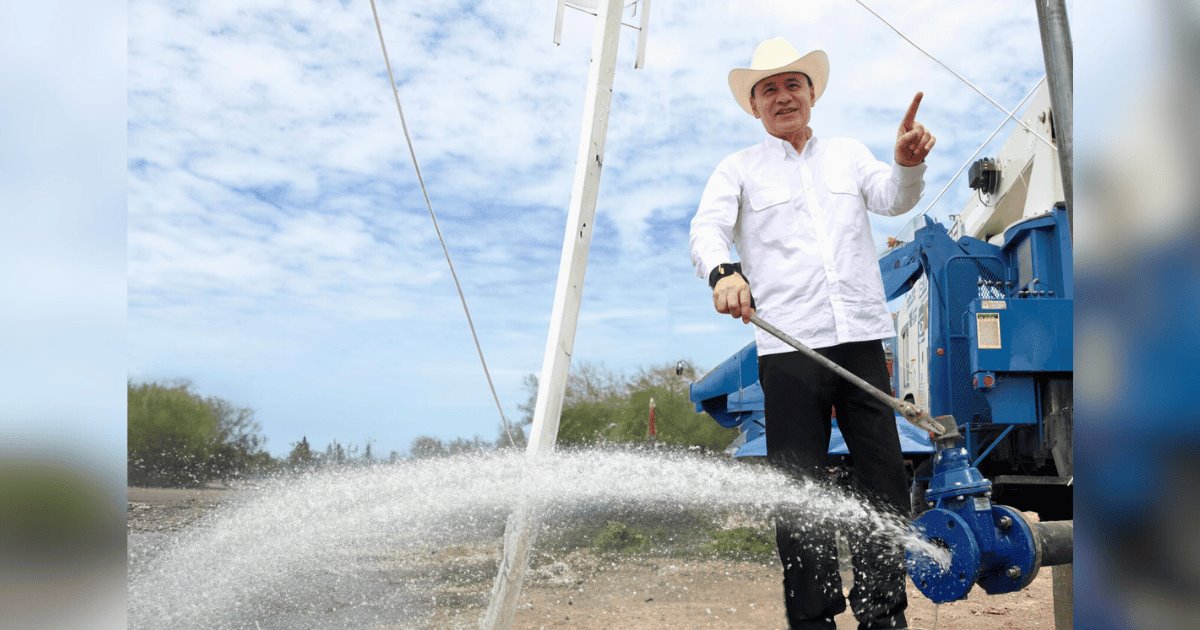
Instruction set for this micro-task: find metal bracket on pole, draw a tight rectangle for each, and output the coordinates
[553,0,652,68]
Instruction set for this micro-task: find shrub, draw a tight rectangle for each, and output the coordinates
[593,521,648,553]
[521,361,739,450]
[708,526,775,559]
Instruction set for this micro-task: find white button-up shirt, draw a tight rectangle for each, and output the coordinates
[690,134,926,355]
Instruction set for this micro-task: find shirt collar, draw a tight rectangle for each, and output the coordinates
[764,133,817,160]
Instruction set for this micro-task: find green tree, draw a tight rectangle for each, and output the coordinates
[517,373,539,426]
[495,420,527,450]
[287,436,317,470]
[207,396,271,479]
[321,440,353,467]
[128,381,223,487]
[558,398,624,445]
[623,385,736,450]
[554,362,627,446]
[128,381,275,487]
[446,436,489,455]
[409,435,447,459]
[518,360,737,450]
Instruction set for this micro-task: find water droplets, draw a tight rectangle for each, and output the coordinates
[129,448,947,627]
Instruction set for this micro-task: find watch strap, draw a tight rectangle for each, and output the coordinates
[708,262,744,289]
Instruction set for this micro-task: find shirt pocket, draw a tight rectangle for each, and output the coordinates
[822,145,861,196]
[745,185,792,246]
[823,163,864,237]
[749,186,791,211]
[825,174,859,196]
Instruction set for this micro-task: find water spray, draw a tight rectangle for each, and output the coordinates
[127,450,947,628]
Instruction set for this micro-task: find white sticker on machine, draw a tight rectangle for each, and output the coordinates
[977,312,1002,349]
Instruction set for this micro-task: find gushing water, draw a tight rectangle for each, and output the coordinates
[128,448,948,628]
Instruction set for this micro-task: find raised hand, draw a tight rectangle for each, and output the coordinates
[895,92,936,167]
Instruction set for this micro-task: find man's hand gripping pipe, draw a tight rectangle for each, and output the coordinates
[748,314,958,439]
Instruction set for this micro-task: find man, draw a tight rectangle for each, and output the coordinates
[689,37,935,629]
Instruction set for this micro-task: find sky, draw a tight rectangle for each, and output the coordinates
[126,0,1050,457]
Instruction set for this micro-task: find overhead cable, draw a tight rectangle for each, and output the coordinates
[368,0,518,447]
[853,0,1057,152]
[917,76,1047,220]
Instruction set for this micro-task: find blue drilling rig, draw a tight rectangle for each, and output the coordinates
[885,204,1073,602]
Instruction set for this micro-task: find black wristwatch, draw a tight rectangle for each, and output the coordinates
[708,262,745,289]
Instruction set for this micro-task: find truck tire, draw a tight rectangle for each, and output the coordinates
[910,459,933,516]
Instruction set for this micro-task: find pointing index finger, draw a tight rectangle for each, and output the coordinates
[901,91,924,129]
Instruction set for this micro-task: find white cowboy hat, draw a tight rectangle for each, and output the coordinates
[728,37,829,116]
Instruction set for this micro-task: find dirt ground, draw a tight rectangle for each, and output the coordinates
[128,486,1061,629]
[503,555,1055,630]
[128,486,236,532]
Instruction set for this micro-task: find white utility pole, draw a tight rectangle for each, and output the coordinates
[482,0,631,627]
[527,4,623,454]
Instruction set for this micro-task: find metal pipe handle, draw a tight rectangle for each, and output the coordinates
[748,313,953,438]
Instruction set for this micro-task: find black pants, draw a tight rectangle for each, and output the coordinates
[759,341,909,630]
